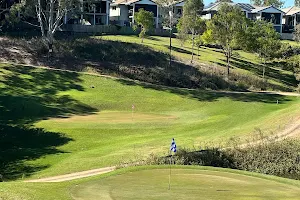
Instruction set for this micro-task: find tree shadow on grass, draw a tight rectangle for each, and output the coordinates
[230,57,297,88]
[118,78,292,104]
[0,65,96,180]
[0,125,72,180]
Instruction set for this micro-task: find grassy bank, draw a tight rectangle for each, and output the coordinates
[0,35,298,91]
[1,63,300,181]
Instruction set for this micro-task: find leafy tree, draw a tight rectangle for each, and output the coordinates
[176,18,188,47]
[294,24,300,43]
[156,0,181,70]
[243,20,281,81]
[296,0,300,7]
[180,0,204,63]
[15,0,80,53]
[134,9,154,43]
[288,55,300,92]
[251,0,284,8]
[205,3,247,78]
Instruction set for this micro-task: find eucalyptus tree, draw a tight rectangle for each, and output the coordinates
[204,3,247,78]
[15,0,80,53]
[179,0,204,63]
[243,20,281,81]
[156,0,181,69]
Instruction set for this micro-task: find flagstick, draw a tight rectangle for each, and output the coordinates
[168,151,172,190]
[131,105,134,121]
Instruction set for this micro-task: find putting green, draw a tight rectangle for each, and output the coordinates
[71,167,300,200]
[51,111,177,124]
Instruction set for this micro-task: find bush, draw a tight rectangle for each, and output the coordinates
[227,139,300,179]
[143,138,300,180]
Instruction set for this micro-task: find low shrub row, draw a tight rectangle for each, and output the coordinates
[142,137,300,180]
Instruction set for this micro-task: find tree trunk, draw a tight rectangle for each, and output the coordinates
[47,33,54,54]
[263,58,266,81]
[169,25,172,70]
[191,32,194,64]
[226,55,230,79]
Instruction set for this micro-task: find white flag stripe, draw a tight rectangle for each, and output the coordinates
[170,138,176,153]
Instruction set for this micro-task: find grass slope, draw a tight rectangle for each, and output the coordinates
[71,166,300,200]
[1,64,300,181]
[99,35,297,91]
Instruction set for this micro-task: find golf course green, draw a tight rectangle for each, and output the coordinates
[71,166,300,200]
[1,64,300,181]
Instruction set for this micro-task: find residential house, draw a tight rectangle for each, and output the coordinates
[202,2,285,33]
[110,0,159,28]
[174,0,184,17]
[65,0,111,25]
[0,0,111,26]
[282,6,300,33]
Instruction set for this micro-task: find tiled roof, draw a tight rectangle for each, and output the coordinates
[112,0,157,5]
[282,6,300,16]
[203,2,285,14]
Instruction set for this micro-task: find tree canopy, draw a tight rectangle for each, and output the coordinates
[134,9,154,43]
[205,3,248,78]
[242,20,281,80]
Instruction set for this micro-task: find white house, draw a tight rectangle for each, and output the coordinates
[282,6,300,32]
[174,0,184,17]
[64,0,111,25]
[202,3,285,33]
[110,0,159,28]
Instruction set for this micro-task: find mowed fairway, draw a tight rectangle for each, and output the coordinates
[1,64,300,180]
[71,166,300,200]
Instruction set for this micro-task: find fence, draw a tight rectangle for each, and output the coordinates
[281,33,295,41]
[62,24,170,36]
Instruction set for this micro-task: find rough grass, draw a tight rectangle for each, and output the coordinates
[71,166,300,200]
[99,35,298,91]
[1,63,300,181]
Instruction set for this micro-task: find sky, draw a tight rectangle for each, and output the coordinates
[203,0,295,8]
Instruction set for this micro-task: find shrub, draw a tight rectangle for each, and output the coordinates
[144,138,300,180]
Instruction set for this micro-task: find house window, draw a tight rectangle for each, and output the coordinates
[177,8,182,15]
[261,12,281,25]
[112,6,117,10]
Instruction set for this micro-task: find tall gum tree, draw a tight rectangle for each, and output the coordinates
[204,3,247,79]
[15,0,80,53]
[242,20,281,82]
[180,0,204,63]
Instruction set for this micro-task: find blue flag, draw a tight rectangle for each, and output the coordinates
[170,138,177,153]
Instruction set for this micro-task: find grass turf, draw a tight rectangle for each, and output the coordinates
[2,166,300,200]
[1,63,300,181]
[98,35,297,91]
[71,166,300,200]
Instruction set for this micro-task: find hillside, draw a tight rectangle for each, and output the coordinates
[0,35,298,92]
[1,63,300,181]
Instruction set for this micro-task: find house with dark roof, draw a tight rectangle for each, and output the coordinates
[282,6,300,33]
[202,2,285,33]
[110,0,159,27]
[1,0,111,26]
